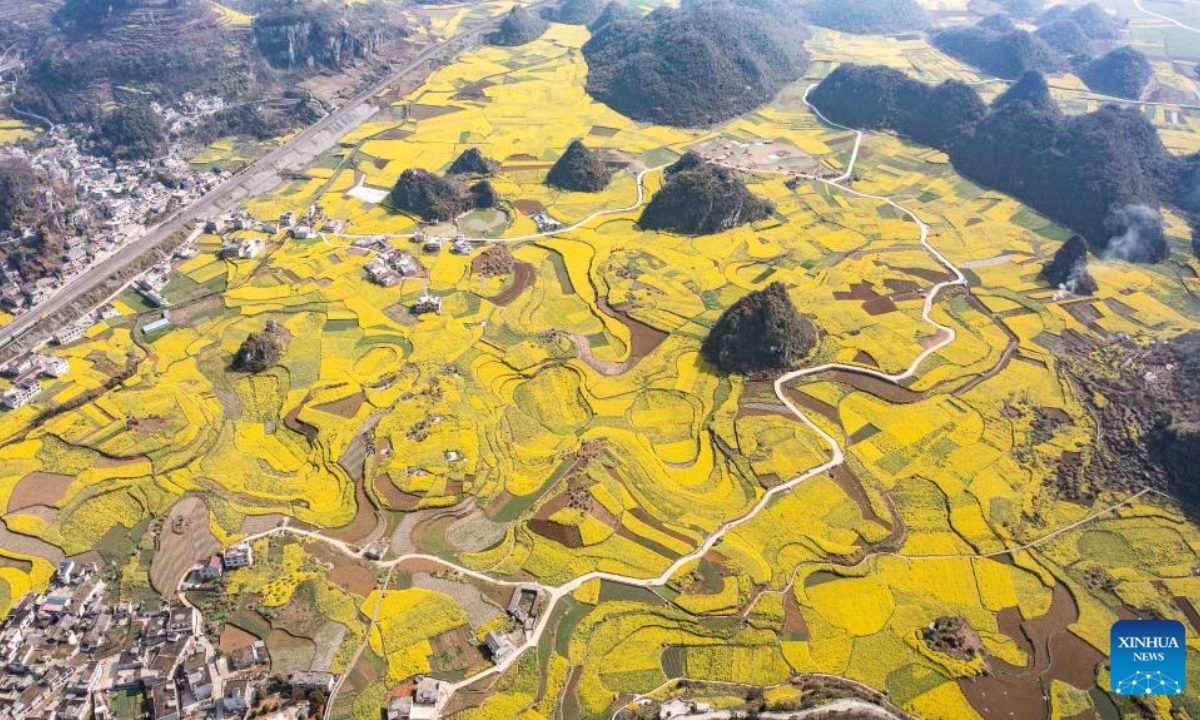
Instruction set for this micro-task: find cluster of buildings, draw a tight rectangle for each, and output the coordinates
[0,126,228,318]
[384,676,444,720]
[531,212,563,233]
[0,549,288,720]
[0,351,69,410]
[185,543,254,587]
[365,250,421,287]
[0,559,267,720]
[412,231,473,256]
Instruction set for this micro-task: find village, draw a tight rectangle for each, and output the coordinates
[0,124,228,320]
[0,520,563,720]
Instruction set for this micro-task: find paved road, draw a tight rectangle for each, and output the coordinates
[0,2,547,353]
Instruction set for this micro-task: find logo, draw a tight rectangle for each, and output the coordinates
[1110,619,1186,695]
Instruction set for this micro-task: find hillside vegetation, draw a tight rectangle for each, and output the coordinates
[701,282,816,374]
[448,148,499,176]
[811,64,1186,261]
[93,105,166,160]
[253,1,386,69]
[808,65,986,151]
[801,0,928,34]
[233,321,290,373]
[489,6,549,46]
[390,170,497,222]
[990,70,1056,112]
[639,152,773,235]
[0,160,42,232]
[581,0,809,127]
[931,22,1061,78]
[545,141,612,192]
[1079,46,1153,99]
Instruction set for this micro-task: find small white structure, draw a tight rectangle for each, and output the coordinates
[40,355,69,379]
[292,225,314,240]
[484,632,515,661]
[143,313,172,335]
[423,236,444,253]
[223,543,253,569]
[223,679,257,714]
[413,294,442,315]
[532,212,563,232]
[291,671,336,694]
[450,238,474,255]
[1,380,41,410]
[235,238,264,259]
[53,324,85,346]
[394,253,419,277]
[194,555,223,582]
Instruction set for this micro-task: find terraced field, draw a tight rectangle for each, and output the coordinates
[2,2,1200,720]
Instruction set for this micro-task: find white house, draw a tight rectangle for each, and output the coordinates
[223,543,253,569]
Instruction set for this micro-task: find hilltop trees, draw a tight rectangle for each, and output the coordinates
[807,65,986,151]
[581,0,809,126]
[93,105,166,160]
[390,170,497,221]
[233,321,290,373]
[545,141,612,192]
[543,0,605,25]
[990,70,1056,112]
[801,0,928,34]
[588,1,637,30]
[810,64,1186,261]
[931,22,1061,78]
[489,6,549,46]
[639,153,773,235]
[448,148,499,176]
[1080,46,1153,99]
[701,282,816,374]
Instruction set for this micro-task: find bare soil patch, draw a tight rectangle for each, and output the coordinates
[265,628,317,677]
[8,472,74,511]
[485,262,535,307]
[511,199,546,215]
[329,564,376,597]
[314,392,364,418]
[409,103,463,120]
[326,481,380,544]
[958,584,1101,720]
[150,496,220,594]
[170,295,223,327]
[219,623,261,653]
[528,518,583,548]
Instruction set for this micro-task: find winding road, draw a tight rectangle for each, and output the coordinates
[181,85,1158,720]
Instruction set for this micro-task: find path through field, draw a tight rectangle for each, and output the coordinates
[198,85,1151,719]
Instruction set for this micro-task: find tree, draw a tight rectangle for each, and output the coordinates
[232,321,289,373]
[94,105,166,160]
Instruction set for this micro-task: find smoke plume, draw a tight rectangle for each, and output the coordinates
[1101,204,1168,263]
